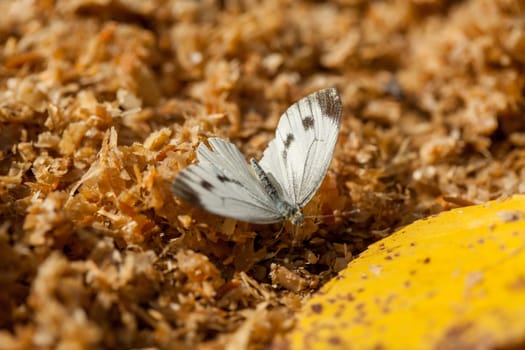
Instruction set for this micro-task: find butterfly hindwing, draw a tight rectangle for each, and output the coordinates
[259,88,342,207]
[172,138,283,223]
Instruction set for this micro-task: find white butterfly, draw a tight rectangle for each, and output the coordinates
[172,88,342,225]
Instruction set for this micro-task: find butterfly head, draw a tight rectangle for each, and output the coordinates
[290,210,304,226]
[282,203,304,226]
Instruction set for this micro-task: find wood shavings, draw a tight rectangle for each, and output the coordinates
[1,0,525,348]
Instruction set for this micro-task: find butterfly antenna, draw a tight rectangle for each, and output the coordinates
[303,208,361,220]
[273,224,285,242]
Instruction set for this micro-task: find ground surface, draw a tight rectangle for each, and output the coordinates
[0,0,524,349]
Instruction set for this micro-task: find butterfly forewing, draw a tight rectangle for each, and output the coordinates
[172,138,283,223]
[259,88,342,208]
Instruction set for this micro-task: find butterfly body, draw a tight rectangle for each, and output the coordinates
[250,158,304,225]
[172,88,342,225]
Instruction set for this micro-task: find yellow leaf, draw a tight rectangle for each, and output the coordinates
[286,195,525,349]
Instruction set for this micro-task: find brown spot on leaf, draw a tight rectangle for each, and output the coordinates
[497,210,524,222]
[508,274,525,290]
[436,322,479,350]
[311,303,323,314]
[328,336,342,345]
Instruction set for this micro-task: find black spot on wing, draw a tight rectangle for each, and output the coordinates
[302,116,314,130]
[315,88,342,122]
[217,174,229,182]
[281,133,294,161]
[284,133,294,148]
[201,180,213,190]
[172,175,202,207]
[217,174,242,186]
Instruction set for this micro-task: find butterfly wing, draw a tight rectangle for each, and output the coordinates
[258,88,342,208]
[172,138,283,224]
